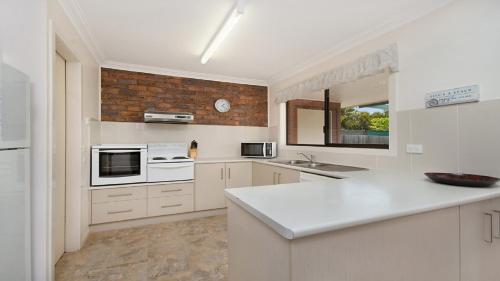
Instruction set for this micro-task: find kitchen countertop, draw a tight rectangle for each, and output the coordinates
[194,157,253,164]
[225,161,500,240]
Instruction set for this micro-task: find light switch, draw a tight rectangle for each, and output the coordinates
[406,144,423,154]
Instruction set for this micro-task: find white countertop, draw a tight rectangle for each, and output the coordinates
[195,157,253,164]
[225,163,500,240]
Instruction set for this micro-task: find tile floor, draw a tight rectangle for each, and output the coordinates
[55,215,228,281]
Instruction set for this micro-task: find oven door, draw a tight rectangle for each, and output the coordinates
[241,143,266,158]
[91,148,147,186]
[147,162,194,183]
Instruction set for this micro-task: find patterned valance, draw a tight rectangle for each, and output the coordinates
[274,44,399,103]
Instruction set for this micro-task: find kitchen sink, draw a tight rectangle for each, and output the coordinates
[270,160,367,172]
[272,160,310,165]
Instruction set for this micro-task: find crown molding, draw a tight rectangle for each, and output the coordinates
[267,0,453,85]
[102,61,269,86]
[57,0,105,64]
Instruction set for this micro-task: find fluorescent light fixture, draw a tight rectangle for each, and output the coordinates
[201,5,244,64]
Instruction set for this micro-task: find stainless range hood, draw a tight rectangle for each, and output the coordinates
[144,112,194,123]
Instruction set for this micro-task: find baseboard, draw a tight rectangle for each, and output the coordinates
[89,208,227,233]
[80,228,90,248]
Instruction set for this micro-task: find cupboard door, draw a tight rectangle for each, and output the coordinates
[252,162,275,186]
[274,166,300,184]
[460,197,500,281]
[226,162,252,188]
[194,163,226,211]
[92,199,147,224]
[148,195,194,217]
[148,182,194,198]
[92,186,147,204]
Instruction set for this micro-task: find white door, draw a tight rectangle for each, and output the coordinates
[0,149,30,280]
[52,53,66,265]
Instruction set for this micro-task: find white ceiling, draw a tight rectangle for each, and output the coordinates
[74,0,451,84]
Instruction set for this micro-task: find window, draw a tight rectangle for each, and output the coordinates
[286,72,390,149]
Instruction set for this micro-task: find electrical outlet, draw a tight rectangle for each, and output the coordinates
[406,144,423,154]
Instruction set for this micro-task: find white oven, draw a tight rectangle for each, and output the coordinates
[147,143,194,183]
[91,144,148,186]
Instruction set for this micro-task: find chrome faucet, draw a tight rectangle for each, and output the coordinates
[298,152,314,163]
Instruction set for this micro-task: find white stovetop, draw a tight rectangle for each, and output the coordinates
[225,163,500,240]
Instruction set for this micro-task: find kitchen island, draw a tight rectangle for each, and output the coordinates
[225,167,500,281]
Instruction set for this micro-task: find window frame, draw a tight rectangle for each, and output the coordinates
[285,89,390,149]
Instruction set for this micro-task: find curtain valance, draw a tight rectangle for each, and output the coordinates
[274,44,399,103]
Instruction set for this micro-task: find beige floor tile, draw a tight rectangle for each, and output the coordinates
[56,215,227,281]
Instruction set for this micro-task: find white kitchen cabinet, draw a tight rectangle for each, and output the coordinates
[195,162,253,211]
[92,199,148,224]
[91,183,195,224]
[147,182,194,217]
[252,162,300,186]
[273,165,300,184]
[252,162,275,186]
[226,162,252,188]
[460,197,500,281]
[195,163,227,211]
[91,186,149,224]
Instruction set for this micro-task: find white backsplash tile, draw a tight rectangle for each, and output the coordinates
[409,105,459,176]
[94,100,500,176]
[458,99,500,177]
[98,122,270,158]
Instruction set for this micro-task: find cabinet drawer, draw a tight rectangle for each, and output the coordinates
[148,195,194,217]
[92,186,147,204]
[148,182,194,198]
[92,199,147,224]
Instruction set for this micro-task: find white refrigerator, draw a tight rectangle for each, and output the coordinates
[0,62,31,280]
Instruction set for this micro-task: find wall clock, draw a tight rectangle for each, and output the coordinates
[215,98,231,113]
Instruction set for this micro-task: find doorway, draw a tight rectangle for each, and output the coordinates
[53,52,67,265]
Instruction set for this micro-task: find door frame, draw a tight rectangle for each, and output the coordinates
[47,21,84,279]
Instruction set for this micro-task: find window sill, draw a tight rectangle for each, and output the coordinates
[281,144,396,157]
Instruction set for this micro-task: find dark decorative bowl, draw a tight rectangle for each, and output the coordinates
[425,173,500,188]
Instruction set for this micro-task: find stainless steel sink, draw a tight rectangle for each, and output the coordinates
[270,160,367,172]
[271,160,310,165]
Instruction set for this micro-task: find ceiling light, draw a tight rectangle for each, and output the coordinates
[201,2,245,64]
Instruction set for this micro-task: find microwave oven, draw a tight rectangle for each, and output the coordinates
[241,142,277,158]
[91,144,148,186]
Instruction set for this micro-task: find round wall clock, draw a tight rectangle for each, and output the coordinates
[215,98,231,113]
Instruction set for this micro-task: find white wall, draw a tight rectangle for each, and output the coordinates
[270,0,500,114]
[48,0,100,252]
[269,0,500,170]
[0,0,100,279]
[0,1,49,280]
[98,122,270,159]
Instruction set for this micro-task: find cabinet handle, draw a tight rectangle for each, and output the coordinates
[229,168,231,179]
[493,210,500,239]
[161,203,182,209]
[483,213,493,243]
[221,168,224,180]
[108,193,133,198]
[161,189,182,193]
[108,209,133,215]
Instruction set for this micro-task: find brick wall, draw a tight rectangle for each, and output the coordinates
[101,68,268,127]
[286,99,341,144]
